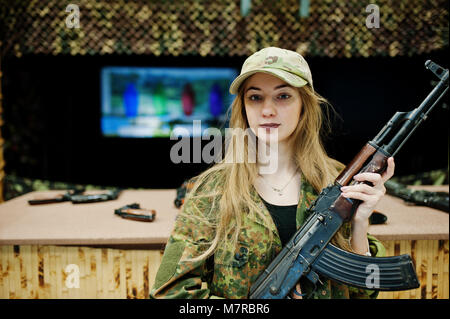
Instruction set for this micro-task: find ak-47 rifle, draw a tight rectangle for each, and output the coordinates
[385,180,449,213]
[28,188,121,205]
[250,61,448,299]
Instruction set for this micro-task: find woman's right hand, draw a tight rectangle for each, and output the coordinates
[291,282,303,299]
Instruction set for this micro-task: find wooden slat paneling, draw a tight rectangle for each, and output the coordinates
[0,241,447,299]
[378,240,449,299]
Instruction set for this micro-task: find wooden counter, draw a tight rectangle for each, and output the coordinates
[0,187,448,299]
[0,189,179,299]
[368,185,449,241]
[0,189,179,246]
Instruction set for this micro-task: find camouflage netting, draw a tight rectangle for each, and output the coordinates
[2,174,125,201]
[0,0,448,58]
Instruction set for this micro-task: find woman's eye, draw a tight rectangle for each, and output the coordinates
[248,95,262,101]
[278,93,291,100]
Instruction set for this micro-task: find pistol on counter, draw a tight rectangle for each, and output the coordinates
[114,203,156,222]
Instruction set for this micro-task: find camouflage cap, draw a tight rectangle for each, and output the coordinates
[229,47,313,94]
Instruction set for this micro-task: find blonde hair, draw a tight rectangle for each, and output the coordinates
[181,82,352,261]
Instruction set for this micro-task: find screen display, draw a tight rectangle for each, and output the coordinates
[100,66,238,138]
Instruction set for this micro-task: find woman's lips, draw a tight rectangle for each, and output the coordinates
[259,123,280,134]
[259,123,280,128]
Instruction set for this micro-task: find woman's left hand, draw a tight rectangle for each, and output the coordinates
[341,157,395,223]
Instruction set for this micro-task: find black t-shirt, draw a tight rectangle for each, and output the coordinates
[260,197,297,247]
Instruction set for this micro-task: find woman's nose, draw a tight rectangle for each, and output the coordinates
[261,100,276,117]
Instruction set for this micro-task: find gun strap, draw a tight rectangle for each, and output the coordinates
[311,243,420,291]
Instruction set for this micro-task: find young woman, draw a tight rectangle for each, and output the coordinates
[150,47,394,299]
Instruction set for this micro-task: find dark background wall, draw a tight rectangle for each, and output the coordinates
[2,48,448,189]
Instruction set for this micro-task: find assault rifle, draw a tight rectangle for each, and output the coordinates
[385,180,449,213]
[250,61,448,298]
[28,188,121,205]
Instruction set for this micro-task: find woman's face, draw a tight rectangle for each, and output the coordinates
[243,73,302,143]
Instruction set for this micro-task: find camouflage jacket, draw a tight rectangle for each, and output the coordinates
[150,175,386,299]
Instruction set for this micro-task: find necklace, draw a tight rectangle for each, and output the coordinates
[258,170,298,196]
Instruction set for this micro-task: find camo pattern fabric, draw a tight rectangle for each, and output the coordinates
[229,47,312,95]
[150,174,385,299]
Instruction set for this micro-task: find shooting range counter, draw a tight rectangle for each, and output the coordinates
[0,187,448,299]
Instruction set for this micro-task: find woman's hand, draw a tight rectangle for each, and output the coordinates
[340,157,395,254]
[291,282,303,299]
[341,157,395,222]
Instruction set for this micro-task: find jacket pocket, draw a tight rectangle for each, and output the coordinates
[212,241,250,298]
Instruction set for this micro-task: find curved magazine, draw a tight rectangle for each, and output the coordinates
[312,243,420,291]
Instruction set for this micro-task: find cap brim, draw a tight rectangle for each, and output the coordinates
[229,68,308,95]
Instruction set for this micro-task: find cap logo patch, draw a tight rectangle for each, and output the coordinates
[265,56,278,65]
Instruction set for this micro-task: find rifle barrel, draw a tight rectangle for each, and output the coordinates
[384,63,448,156]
